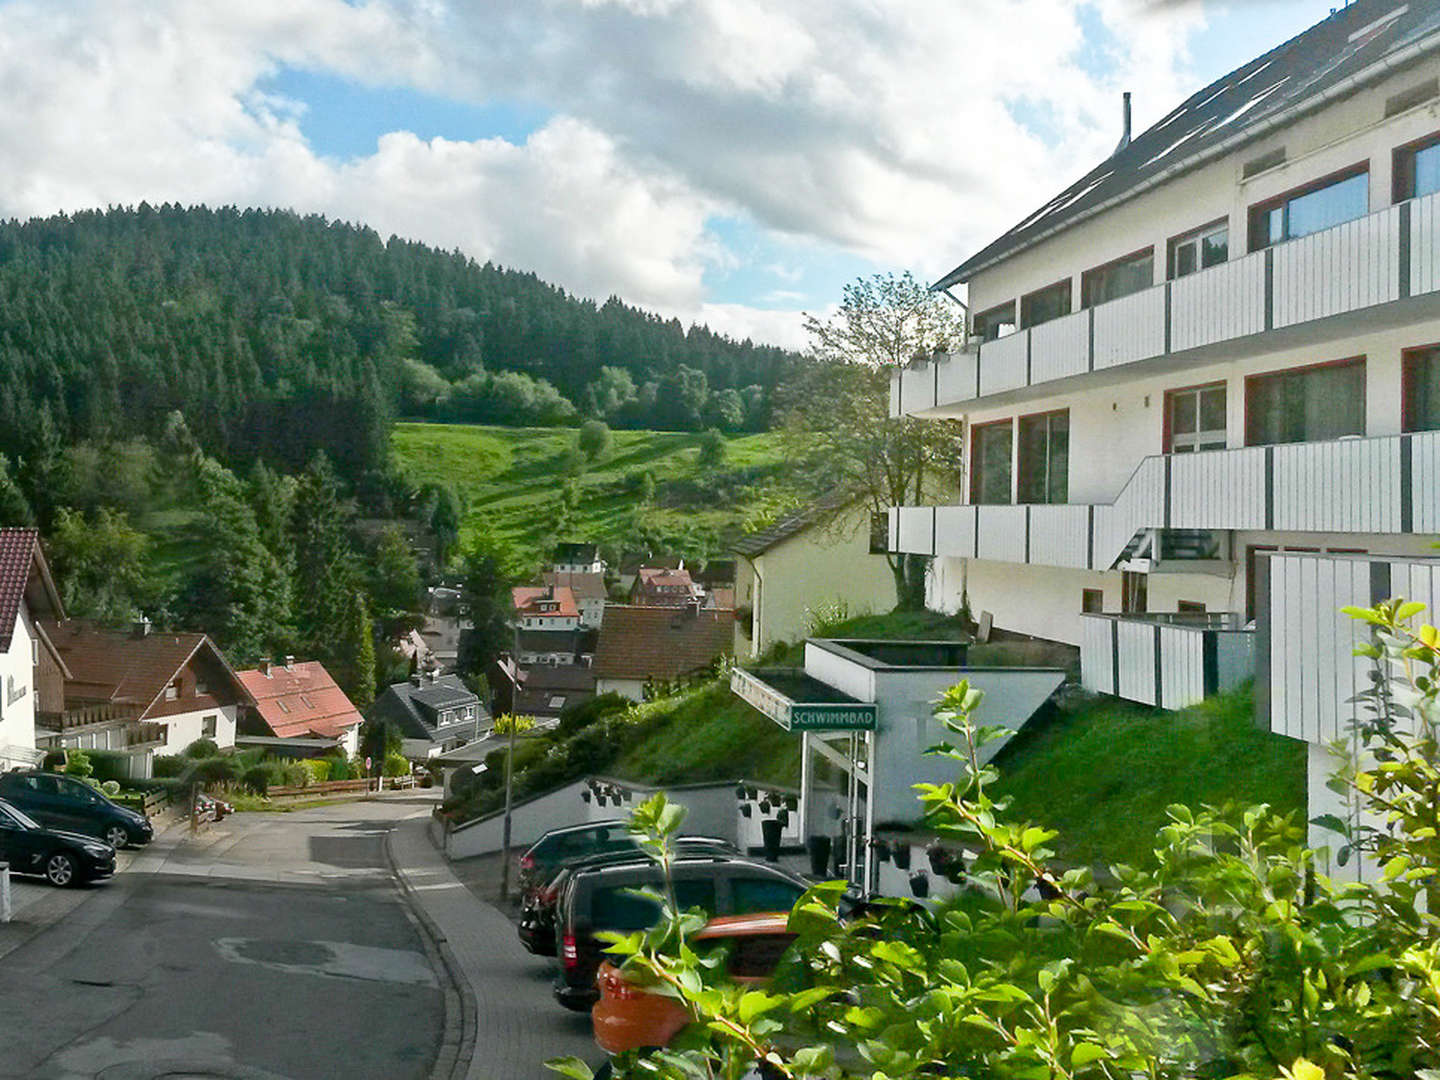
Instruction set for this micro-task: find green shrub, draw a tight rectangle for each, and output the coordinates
[382,752,410,778]
[557,692,632,736]
[153,755,186,778]
[190,756,238,786]
[300,758,331,784]
[242,765,272,796]
[281,763,308,788]
[63,750,93,780]
[326,754,351,781]
[100,780,120,797]
[86,750,130,783]
[183,738,220,759]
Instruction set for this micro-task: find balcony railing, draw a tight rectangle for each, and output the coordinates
[892,189,1440,416]
[1080,612,1254,710]
[36,702,143,733]
[891,428,1440,571]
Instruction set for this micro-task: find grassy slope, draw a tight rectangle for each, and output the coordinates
[989,688,1306,867]
[391,422,800,554]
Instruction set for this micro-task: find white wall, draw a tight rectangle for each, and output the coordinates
[159,703,238,754]
[0,606,37,767]
[595,677,646,702]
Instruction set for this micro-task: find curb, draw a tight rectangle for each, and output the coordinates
[385,821,477,1080]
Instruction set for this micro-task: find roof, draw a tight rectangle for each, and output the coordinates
[553,542,600,563]
[511,585,580,619]
[371,673,484,741]
[40,619,247,718]
[516,628,581,654]
[520,664,598,692]
[541,571,607,602]
[734,496,854,557]
[592,605,733,681]
[235,660,364,740]
[631,568,700,603]
[0,528,63,652]
[705,587,736,611]
[693,560,736,586]
[935,0,1440,288]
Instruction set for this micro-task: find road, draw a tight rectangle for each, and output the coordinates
[0,799,445,1080]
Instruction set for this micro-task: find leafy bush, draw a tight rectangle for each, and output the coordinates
[557,692,632,736]
[100,780,121,797]
[63,750,93,780]
[153,755,187,778]
[190,756,238,786]
[281,763,308,788]
[326,754,351,781]
[242,765,273,796]
[183,738,219,759]
[299,758,331,784]
[86,750,130,783]
[382,752,410,778]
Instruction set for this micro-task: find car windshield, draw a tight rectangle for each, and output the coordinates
[0,801,40,830]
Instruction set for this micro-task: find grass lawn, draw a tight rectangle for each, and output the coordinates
[988,687,1306,868]
[391,422,805,557]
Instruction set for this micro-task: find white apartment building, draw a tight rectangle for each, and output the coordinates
[890,0,1440,879]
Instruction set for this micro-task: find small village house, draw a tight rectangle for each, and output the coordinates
[0,528,67,771]
[592,603,732,701]
[235,658,365,758]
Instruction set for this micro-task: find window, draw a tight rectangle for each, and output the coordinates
[1121,572,1147,615]
[1020,279,1071,329]
[1017,410,1068,504]
[202,715,217,739]
[1394,133,1440,202]
[972,301,1016,343]
[1248,168,1368,250]
[1081,588,1104,614]
[1176,600,1207,614]
[1168,221,1228,279]
[165,679,180,701]
[1245,359,1366,445]
[730,876,804,915]
[970,420,1013,505]
[1166,383,1227,453]
[1404,345,1440,432]
[1081,248,1153,308]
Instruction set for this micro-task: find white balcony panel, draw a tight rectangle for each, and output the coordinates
[1272,207,1400,329]
[1157,626,1204,709]
[933,505,977,558]
[1027,310,1089,385]
[1410,190,1440,296]
[1093,457,1166,568]
[978,331,1028,397]
[1170,446,1267,530]
[1079,615,1114,695]
[1114,620,1158,706]
[1027,504,1090,569]
[1272,436,1401,533]
[1169,252,1266,352]
[975,505,1027,564]
[1092,285,1166,371]
[899,363,937,414]
[1412,431,1440,533]
[894,507,933,555]
[934,351,976,408]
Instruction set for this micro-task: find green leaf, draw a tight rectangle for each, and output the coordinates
[543,1056,594,1079]
[738,990,783,1024]
[1071,1043,1106,1067]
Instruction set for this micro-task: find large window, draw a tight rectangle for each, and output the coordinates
[1394,134,1440,202]
[972,301,1016,343]
[1248,168,1369,250]
[1165,382,1227,453]
[970,420,1012,505]
[1017,410,1068,504]
[1404,345,1440,432]
[1020,280,1071,328]
[1168,221,1228,279]
[1081,248,1153,308]
[1245,358,1366,446]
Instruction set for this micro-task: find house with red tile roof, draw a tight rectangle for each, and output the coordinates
[592,603,733,701]
[511,585,580,629]
[38,618,252,775]
[541,571,608,628]
[0,528,66,770]
[235,658,365,758]
[628,567,703,608]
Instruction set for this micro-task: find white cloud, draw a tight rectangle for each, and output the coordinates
[0,0,1223,347]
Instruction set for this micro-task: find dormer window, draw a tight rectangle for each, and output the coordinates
[164,679,180,701]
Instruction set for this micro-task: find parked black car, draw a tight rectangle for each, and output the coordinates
[0,770,153,849]
[0,797,116,886]
[518,821,637,898]
[553,854,809,1011]
[519,836,739,956]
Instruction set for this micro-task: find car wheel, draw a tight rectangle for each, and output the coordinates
[104,825,129,850]
[45,852,78,887]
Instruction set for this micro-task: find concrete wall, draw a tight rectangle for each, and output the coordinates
[159,703,239,754]
[0,606,37,768]
[737,504,897,661]
[595,677,646,702]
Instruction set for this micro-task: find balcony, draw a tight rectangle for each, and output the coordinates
[1080,612,1254,710]
[893,189,1440,417]
[890,428,1440,571]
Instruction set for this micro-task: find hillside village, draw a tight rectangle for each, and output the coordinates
[7,2,1440,1078]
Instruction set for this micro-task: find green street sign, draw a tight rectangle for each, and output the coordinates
[788,705,877,731]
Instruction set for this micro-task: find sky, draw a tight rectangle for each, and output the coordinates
[0,0,1341,349]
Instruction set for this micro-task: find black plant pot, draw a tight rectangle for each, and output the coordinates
[759,800,772,814]
[874,840,891,864]
[893,843,912,870]
[739,803,753,818]
[909,870,930,898]
[784,795,798,811]
[776,808,789,828]
[760,818,783,863]
[581,790,592,803]
[807,835,832,877]
[735,784,748,800]
[926,844,949,875]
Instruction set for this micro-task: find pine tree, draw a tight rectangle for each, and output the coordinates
[335,591,376,710]
[290,453,359,666]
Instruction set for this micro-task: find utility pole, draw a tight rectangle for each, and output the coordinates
[498,718,518,903]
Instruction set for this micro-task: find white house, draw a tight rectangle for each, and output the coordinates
[551,542,606,576]
[0,529,66,771]
[889,0,1440,881]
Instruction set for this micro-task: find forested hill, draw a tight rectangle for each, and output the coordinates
[0,204,803,483]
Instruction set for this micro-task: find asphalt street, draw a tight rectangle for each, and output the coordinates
[0,800,445,1080]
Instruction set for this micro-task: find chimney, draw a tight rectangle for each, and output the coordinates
[284,655,295,670]
[260,658,272,677]
[132,616,151,639]
[1114,91,1132,155]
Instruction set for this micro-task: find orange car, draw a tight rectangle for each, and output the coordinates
[592,912,796,1058]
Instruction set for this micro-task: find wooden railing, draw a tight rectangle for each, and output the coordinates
[892,188,1440,415]
[36,702,143,732]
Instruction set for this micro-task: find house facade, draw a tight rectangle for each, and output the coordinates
[593,603,732,701]
[628,567,703,607]
[235,658,365,759]
[0,529,66,771]
[541,571,607,628]
[551,543,605,576]
[734,500,897,660]
[890,1,1440,880]
[370,672,488,759]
